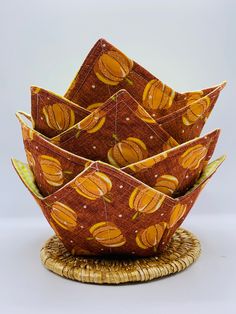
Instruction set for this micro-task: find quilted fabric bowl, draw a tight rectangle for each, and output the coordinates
[30,39,226,143]
[12,155,224,257]
[12,39,226,257]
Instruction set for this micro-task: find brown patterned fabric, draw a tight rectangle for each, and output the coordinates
[16,112,91,196]
[17,108,220,199]
[122,129,220,197]
[12,156,224,257]
[31,81,225,144]
[156,83,225,143]
[47,90,179,163]
[30,39,225,144]
[31,86,90,138]
[64,38,226,121]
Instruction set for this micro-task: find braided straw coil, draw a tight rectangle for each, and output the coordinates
[40,228,201,284]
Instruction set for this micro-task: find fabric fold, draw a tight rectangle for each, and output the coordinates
[48,90,179,164]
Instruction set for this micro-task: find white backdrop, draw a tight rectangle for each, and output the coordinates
[0,0,235,218]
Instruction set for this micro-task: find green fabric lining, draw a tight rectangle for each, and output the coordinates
[189,155,226,192]
[12,159,42,198]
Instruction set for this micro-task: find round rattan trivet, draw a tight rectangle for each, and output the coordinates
[40,228,201,284]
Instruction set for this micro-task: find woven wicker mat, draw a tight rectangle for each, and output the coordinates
[40,228,201,284]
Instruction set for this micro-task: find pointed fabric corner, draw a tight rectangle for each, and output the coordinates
[31,86,90,138]
[64,39,225,123]
[156,82,226,143]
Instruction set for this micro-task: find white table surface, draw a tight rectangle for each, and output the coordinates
[0,214,235,314]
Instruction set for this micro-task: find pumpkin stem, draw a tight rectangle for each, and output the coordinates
[132,211,139,220]
[63,170,73,175]
[112,133,119,142]
[103,195,112,203]
[86,237,94,241]
[50,137,60,145]
[125,77,133,85]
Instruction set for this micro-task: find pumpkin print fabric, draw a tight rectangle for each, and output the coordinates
[17,109,219,199]
[142,80,175,111]
[64,38,225,122]
[156,82,226,143]
[38,155,65,187]
[47,90,179,165]
[129,186,166,219]
[88,222,126,248]
[71,171,112,202]
[30,39,225,144]
[31,86,89,138]
[123,129,220,197]
[16,112,92,196]
[12,156,225,256]
[12,38,226,257]
[50,202,78,231]
[94,50,133,86]
[136,222,167,251]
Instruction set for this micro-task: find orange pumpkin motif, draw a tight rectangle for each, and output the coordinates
[162,137,179,151]
[39,155,64,186]
[182,96,211,126]
[135,105,156,123]
[78,110,106,133]
[72,171,112,201]
[50,201,77,231]
[43,103,75,131]
[129,186,165,219]
[127,152,168,172]
[179,144,207,170]
[185,91,203,104]
[142,79,175,111]
[136,222,167,250]
[154,175,179,196]
[89,222,126,247]
[94,50,133,86]
[168,203,187,228]
[107,137,148,167]
[25,150,35,169]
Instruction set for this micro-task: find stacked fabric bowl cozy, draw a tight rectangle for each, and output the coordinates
[12,39,226,257]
